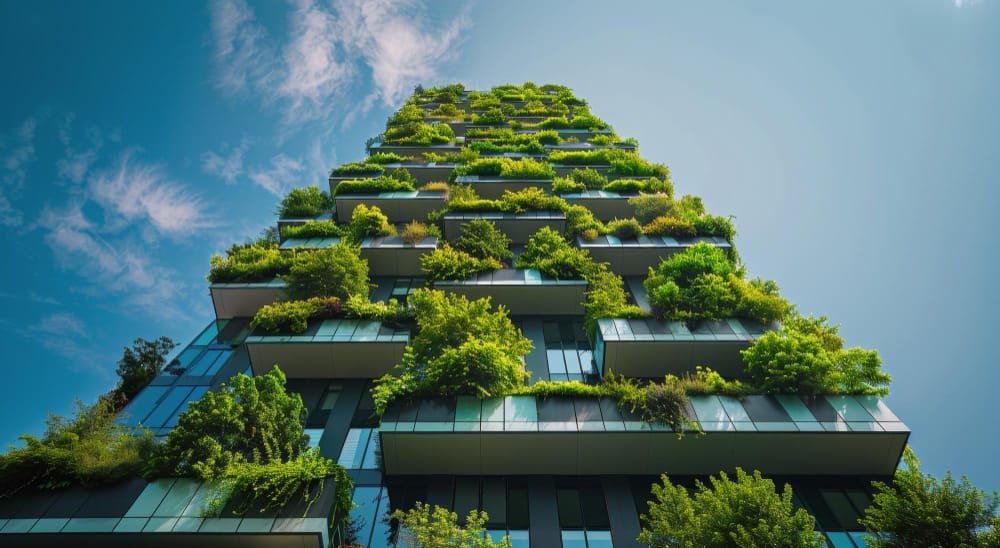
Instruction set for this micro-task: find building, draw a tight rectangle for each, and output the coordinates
[0,83,907,547]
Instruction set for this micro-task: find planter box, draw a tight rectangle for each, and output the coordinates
[246,319,409,379]
[546,143,637,152]
[593,317,770,378]
[361,235,437,277]
[561,191,634,221]
[443,211,565,245]
[451,175,552,199]
[516,127,613,140]
[383,162,457,185]
[577,234,732,276]
[210,280,286,319]
[276,212,334,240]
[435,269,586,315]
[379,394,909,476]
[369,143,461,157]
[335,191,446,224]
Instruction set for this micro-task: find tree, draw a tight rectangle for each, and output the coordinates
[392,502,512,548]
[149,367,308,479]
[283,243,370,301]
[637,468,824,548]
[115,336,177,401]
[860,448,1000,547]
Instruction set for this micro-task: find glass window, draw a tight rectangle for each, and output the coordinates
[338,428,372,469]
[119,386,169,425]
[320,383,342,410]
[144,386,194,428]
[557,489,584,529]
[507,482,530,530]
[305,428,323,450]
[166,386,207,427]
[360,430,380,470]
[348,486,383,548]
[586,530,614,548]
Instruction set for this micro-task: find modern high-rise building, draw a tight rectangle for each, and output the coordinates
[0,83,907,547]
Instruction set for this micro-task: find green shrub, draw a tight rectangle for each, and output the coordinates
[330,161,384,176]
[516,226,590,279]
[607,218,643,240]
[429,103,463,118]
[548,148,634,166]
[565,204,605,238]
[451,158,555,180]
[251,297,343,333]
[384,105,455,145]
[741,315,891,395]
[643,216,697,238]
[630,194,673,223]
[208,238,294,283]
[421,244,502,282]
[420,181,449,192]
[604,177,672,195]
[367,152,412,164]
[344,295,410,325]
[551,176,586,194]
[472,108,506,125]
[534,129,562,145]
[393,502,511,548]
[693,214,736,240]
[401,221,430,245]
[279,186,333,217]
[348,204,395,242]
[454,219,513,261]
[568,168,608,189]
[588,134,616,145]
[282,220,344,239]
[582,267,646,338]
[609,156,670,179]
[498,186,565,212]
[283,243,370,301]
[638,469,824,547]
[333,173,416,195]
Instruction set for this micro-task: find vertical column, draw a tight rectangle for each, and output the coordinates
[318,379,365,459]
[602,476,642,548]
[528,477,560,548]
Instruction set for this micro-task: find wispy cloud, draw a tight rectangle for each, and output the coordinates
[249,153,305,197]
[88,150,213,235]
[208,0,470,126]
[201,138,250,184]
[954,0,980,6]
[0,116,40,226]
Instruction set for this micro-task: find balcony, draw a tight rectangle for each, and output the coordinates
[577,234,732,276]
[361,235,438,277]
[434,269,587,316]
[368,142,461,157]
[560,191,634,221]
[246,319,409,379]
[594,317,770,378]
[378,394,908,476]
[334,191,446,224]
[276,211,333,240]
[209,279,285,320]
[444,211,565,245]
[451,175,552,200]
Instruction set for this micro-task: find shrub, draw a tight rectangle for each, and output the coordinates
[472,108,506,125]
[498,186,565,213]
[0,398,156,497]
[283,244,370,301]
[638,469,825,548]
[348,204,395,242]
[499,157,555,179]
[429,103,462,118]
[282,220,344,239]
[741,315,891,395]
[516,226,590,279]
[609,157,670,179]
[693,214,736,240]
[860,448,1000,548]
[208,238,294,283]
[423,339,529,397]
[564,204,604,238]
[582,267,646,338]
[421,244,502,282]
[393,502,511,548]
[604,177,672,195]
[568,167,608,189]
[548,148,634,166]
[279,186,333,217]
[251,297,343,333]
[454,219,513,261]
[419,181,449,192]
[735,278,793,324]
[607,218,643,240]
[344,295,410,325]
[551,176,586,194]
[333,174,416,195]
[384,106,455,145]
[534,129,562,145]
[367,152,412,164]
[643,216,697,238]
[400,221,430,245]
[330,161,384,176]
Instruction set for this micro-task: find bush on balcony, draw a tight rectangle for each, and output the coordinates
[638,468,825,548]
[454,219,513,262]
[609,156,670,179]
[630,194,674,223]
[421,244,502,282]
[429,103,463,118]
[450,157,555,180]
[278,186,334,218]
[208,238,294,283]
[384,105,455,145]
[330,161,384,176]
[372,289,532,414]
[471,108,506,126]
[251,297,343,333]
[333,170,417,196]
[741,315,891,395]
[604,177,673,195]
[348,203,395,242]
[644,242,790,324]
[284,243,370,301]
[400,221,430,245]
[282,220,344,239]
[393,502,511,548]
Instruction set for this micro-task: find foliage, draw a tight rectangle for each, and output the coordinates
[644,243,790,324]
[208,238,294,283]
[549,148,636,166]
[372,289,532,414]
[551,175,586,194]
[393,502,512,548]
[451,157,555,180]
[420,181,450,192]
[115,336,177,401]
[565,204,604,239]
[638,468,825,548]
[472,108,506,125]
[251,297,343,334]
[282,220,344,239]
[582,267,647,337]
[741,315,892,395]
[283,243,370,301]
[279,186,334,217]
[604,177,673,195]
[516,226,590,279]
[330,162,384,176]
[447,187,567,215]
[333,172,417,195]
[860,448,1000,548]
[630,194,674,223]
[367,152,413,164]
[421,244,502,282]
[348,203,395,242]
[429,103,463,118]
[569,167,609,189]
[609,156,671,179]
[454,219,513,261]
[0,397,156,497]
[401,221,430,245]
[384,105,456,145]
[607,218,643,239]
[344,295,411,325]
[643,215,697,238]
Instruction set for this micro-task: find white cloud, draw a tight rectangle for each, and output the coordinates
[57,149,100,184]
[0,116,41,226]
[201,139,250,184]
[210,0,275,95]
[248,153,305,197]
[88,151,212,235]
[954,0,980,6]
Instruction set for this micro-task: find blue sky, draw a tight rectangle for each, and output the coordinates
[1,0,998,490]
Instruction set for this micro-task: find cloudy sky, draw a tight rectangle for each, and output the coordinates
[1,0,998,490]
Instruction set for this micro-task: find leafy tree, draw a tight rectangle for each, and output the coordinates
[0,397,155,496]
[150,367,308,479]
[638,468,824,548]
[454,219,513,261]
[393,502,512,548]
[278,186,333,217]
[741,315,891,395]
[348,203,395,242]
[283,244,370,301]
[116,336,177,401]
[860,448,1000,547]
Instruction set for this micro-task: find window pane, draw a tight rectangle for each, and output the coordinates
[144,386,194,428]
[507,484,530,529]
[557,489,583,528]
[561,530,587,548]
[547,349,567,375]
